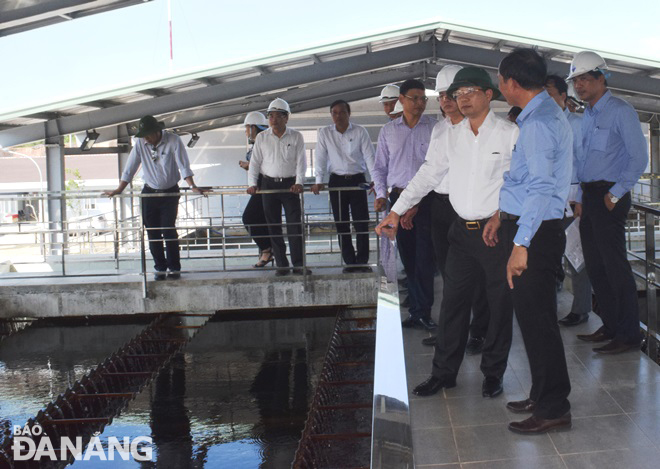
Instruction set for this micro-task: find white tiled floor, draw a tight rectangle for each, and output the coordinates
[403,285,660,468]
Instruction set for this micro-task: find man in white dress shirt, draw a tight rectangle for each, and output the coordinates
[376,68,519,398]
[419,65,491,355]
[104,115,207,281]
[311,100,376,273]
[247,98,309,276]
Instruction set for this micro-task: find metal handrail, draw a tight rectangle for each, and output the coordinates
[0,186,381,296]
[628,203,659,362]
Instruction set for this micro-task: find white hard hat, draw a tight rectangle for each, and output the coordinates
[244,111,268,127]
[267,97,291,115]
[379,84,400,103]
[389,101,403,115]
[567,51,608,80]
[435,64,463,92]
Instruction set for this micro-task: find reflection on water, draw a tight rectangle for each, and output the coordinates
[0,315,336,468]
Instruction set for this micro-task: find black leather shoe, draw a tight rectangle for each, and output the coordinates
[357,266,373,273]
[418,317,438,331]
[413,375,456,396]
[482,376,503,398]
[508,412,572,434]
[558,312,588,327]
[343,266,357,273]
[293,267,312,275]
[154,272,166,281]
[422,335,437,346]
[167,272,181,280]
[593,340,640,354]
[400,296,410,308]
[275,268,290,276]
[466,336,484,355]
[401,315,416,328]
[506,398,536,413]
[577,326,612,343]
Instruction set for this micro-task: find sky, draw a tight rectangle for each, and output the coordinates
[0,0,658,118]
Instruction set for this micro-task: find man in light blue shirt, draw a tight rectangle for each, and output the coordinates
[485,48,572,434]
[568,51,648,353]
[545,74,592,328]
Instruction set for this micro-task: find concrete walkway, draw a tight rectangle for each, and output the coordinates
[404,290,660,469]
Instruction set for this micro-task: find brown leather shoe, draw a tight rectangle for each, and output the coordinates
[593,340,640,354]
[508,412,572,434]
[577,327,612,343]
[506,398,536,413]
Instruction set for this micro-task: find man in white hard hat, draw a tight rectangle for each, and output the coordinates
[488,48,572,434]
[379,84,400,118]
[568,51,648,353]
[378,67,518,398]
[372,79,438,330]
[414,65,490,355]
[104,115,207,281]
[311,100,376,273]
[247,98,310,276]
[240,111,273,268]
[544,75,592,327]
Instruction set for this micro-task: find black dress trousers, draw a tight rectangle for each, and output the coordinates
[242,175,272,252]
[431,193,490,338]
[142,184,181,272]
[328,173,370,265]
[431,218,513,380]
[502,218,571,420]
[580,184,641,344]
[260,176,303,268]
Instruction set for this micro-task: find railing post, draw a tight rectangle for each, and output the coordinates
[139,195,148,298]
[113,197,120,270]
[221,193,226,272]
[645,211,658,360]
[301,190,308,287]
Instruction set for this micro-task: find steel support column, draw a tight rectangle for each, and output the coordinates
[46,137,65,257]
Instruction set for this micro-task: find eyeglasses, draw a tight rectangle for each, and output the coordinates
[150,146,159,162]
[436,93,454,102]
[403,95,429,104]
[452,87,483,100]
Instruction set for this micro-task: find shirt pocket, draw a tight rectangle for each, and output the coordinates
[590,128,610,152]
[280,142,296,163]
[481,150,507,181]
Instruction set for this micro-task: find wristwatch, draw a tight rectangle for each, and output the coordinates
[608,192,619,204]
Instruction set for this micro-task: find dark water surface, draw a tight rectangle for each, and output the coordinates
[0,314,337,468]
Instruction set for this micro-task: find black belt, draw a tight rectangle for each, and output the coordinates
[433,192,449,200]
[581,180,614,190]
[330,172,364,180]
[143,184,179,193]
[457,217,490,230]
[262,175,295,183]
[499,211,520,222]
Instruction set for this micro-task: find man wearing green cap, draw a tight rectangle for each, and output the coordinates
[104,115,207,281]
[376,67,519,398]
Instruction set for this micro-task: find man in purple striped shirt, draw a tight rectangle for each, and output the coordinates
[373,79,438,330]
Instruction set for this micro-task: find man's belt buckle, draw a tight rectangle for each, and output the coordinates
[466,221,481,230]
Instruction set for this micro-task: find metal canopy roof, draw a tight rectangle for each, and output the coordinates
[0,0,152,37]
[1,21,659,147]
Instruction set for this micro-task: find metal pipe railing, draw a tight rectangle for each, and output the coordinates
[0,186,380,294]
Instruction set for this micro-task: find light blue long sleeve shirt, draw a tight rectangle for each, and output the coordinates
[499,91,572,247]
[565,108,583,185]
[576,90,648,201]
